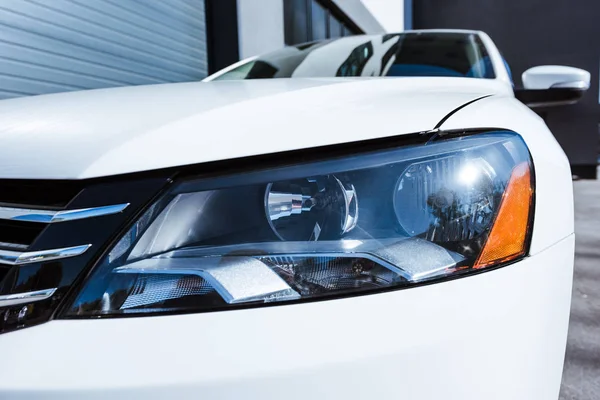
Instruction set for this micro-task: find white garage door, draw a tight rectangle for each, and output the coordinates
[0,0,208,100]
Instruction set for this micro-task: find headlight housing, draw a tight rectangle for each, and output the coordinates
[66,131,534,317]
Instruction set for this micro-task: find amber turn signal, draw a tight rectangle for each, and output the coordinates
[475,162,533,268]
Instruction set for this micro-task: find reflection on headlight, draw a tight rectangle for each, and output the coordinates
[394,156,497,243]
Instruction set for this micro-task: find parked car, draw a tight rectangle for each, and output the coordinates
[0,30,587,400]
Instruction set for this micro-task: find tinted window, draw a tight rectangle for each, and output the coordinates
[337,42,374,76]
[212,32,496,80]
[386,33,494,78]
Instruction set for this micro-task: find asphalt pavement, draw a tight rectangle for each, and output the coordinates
[559,179,600,400]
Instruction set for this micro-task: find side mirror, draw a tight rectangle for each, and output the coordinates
[515,65,590,108]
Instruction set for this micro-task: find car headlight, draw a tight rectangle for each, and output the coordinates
[66,131,534,317]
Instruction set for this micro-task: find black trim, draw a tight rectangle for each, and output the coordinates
[205,0,240,74]
[0,220,45,249]
[514,88,587,109]
[433,95,493,129]
[0,180,84,209]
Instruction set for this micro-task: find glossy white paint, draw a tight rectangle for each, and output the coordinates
[438,94,574,255]
[522,65,591,90]
[0,77,511,180]
[0,236,573,399]
[203,55,258,81]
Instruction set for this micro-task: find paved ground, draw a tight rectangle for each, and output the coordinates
[559,179,600,399]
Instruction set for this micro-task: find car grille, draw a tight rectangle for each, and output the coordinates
[0,180,83,208]
[0,176,170,334]
[0,220,45,250]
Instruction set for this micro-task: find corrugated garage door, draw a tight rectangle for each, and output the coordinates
[0,0,208,100]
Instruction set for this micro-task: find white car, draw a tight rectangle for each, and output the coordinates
[0,30,587,399]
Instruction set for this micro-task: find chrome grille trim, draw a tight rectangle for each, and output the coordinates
[0,244,92,266]
[0,241,28,250]
[0,203,129,223]
[0,288,56,307]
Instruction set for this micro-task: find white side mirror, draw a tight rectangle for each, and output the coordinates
[516,65,591,108]
[522,65,590,90]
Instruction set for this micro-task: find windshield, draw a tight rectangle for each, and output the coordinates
[211,31,496,81]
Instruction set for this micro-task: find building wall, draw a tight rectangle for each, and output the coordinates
[414,0,599,177]
[236,0,403,58]
[0,0,208,100]
[352,0,404,32]
[330,0,386,33]
[237,0,285,59]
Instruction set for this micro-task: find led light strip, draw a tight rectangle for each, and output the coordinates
[0,244,92,266]
[115,256,301,304]
[0,203,129,223]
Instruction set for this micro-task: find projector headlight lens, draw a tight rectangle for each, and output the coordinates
[394,156,497,242]
[66,130,534,317]
[265,175,358,241]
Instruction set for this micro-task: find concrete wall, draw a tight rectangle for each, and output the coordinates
[237,0,285,59]
[360,0,404,32]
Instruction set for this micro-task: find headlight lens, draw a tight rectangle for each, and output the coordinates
[66,131,533,317]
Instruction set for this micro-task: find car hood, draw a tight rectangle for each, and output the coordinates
[0,77,509,179]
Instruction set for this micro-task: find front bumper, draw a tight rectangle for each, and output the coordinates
[0,235,573,400]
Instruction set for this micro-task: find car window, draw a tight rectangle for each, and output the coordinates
[385,33,495,78]
[211,32,496,80]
